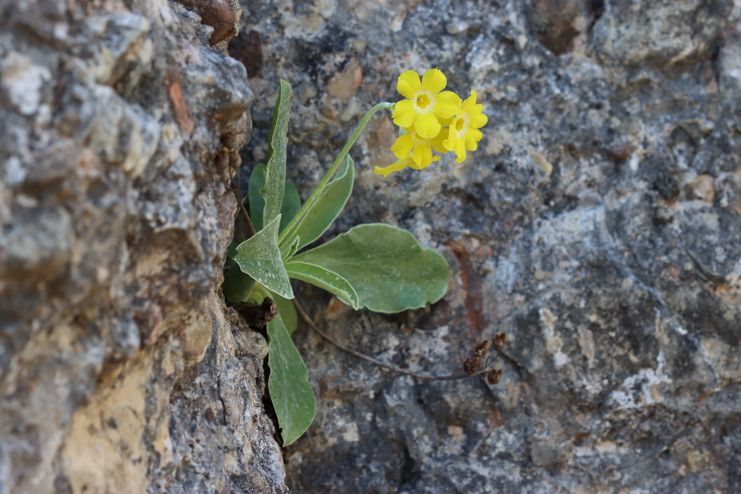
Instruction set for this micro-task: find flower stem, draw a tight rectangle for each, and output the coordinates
[278,101,394,249]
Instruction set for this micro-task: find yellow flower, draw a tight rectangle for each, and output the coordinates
[374,149,440,177]
[374,157,414,177]
[430,124,450,154]
[392,69,461,139]
[376,71,487,177]
[391,130,436,169]
[443,90,488,163]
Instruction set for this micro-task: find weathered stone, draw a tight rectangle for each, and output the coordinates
[527,0,589,55]
[592,0,732,66]
[175,0,241,46]
[239,0,741,492]
[0,0,286,492]
[229,29,264,78]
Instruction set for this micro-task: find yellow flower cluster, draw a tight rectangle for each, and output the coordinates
[375,68,488,177]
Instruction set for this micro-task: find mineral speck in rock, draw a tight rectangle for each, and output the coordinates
[0,52,51,115]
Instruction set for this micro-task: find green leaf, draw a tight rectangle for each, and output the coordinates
[271,291,298,335]
[263,80,292,228]
[223,263,254,303]
[281,182,301,231]
[249,164,301,232]
[244,283,269,305]
[223,241,254,303]
[284,155,355,253]
[290,224,450,313]
[248,164,267,231]
[233,216,294,299]
[267,316,316,446]
[283,235,301,259]
[227,239,238,259]
[285,260,361,310]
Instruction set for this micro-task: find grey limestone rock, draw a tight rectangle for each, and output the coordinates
[237,0,740,492]
[0,0,286,493]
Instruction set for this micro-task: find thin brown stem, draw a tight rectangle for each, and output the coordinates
[292,299,498,382]
[493,346,527,375]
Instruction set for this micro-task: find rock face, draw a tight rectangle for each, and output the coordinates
[0,1,286,493]
[238,0,740,492]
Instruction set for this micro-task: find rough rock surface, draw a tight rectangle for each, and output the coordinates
[0,1,286,493]
[237,0,741,492]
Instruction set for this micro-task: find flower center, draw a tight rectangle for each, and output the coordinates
[413,90,434,113]
[454,114,469,134]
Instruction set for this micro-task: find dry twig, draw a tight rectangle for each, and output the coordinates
[292,299,500,382]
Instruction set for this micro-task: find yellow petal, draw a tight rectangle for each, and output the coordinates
[391,133,414,159]
[465,134,479,151]
[471,112,488,128]
[433,91,461,119]
[462,90,479,112]
[374,158,411,177]
[431,127,449,153]
[410,155,439,170]
[469,128,483,141]
[421,68,447,93]
[397,70,421,99]
[414,112,441,139]
[443,130,460,152]
[392,100,416,128]
[454,141,467,163]
[411,139,433,167]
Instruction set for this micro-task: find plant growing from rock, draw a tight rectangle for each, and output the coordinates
[224,70,486,446]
